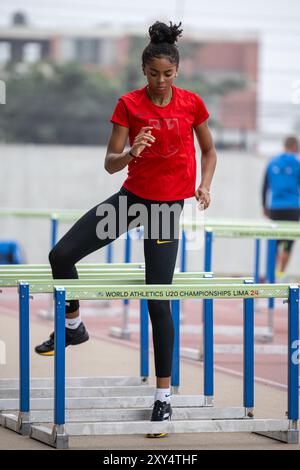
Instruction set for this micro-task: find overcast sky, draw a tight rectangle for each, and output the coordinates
[1,0,300,147]
[0,0,299,33]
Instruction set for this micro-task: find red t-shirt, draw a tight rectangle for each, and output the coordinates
[110,85,209,201]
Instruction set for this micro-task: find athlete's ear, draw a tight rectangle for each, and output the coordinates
[142,65,146,76]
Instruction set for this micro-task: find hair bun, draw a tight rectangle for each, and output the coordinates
[148,21,183,45]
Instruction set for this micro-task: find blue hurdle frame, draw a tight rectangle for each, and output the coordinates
[266,239,277,309]
[19,283,30,415]
[16,280,299,432]
[203,231,279,319]
[50,284,298,429]
[243,280,255,411]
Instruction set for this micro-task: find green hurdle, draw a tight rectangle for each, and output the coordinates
[0,263,298,447]
[24,276,252,292]
[195,222,300,350]
[0,262,145,270]
[205,225,300,239]
[28,281,299,447]
[0,270,214,288]
[0,271,252,440]
[0,264,209,337]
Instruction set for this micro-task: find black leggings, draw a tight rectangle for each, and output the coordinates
[49,187,184,378]
[269,209,300,252]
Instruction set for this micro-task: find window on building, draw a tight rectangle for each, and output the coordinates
[0,42,11,64]
[75,38,99,64]
[23,42,41,63]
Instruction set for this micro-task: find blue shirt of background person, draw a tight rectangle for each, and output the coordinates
[262,137,300,211]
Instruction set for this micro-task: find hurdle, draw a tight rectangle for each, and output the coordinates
[181,220,300,353]
[0,209,144,269]
[0,262,144,270]
[32,281,299,447]
[1,268,253,441]
[0,208,186,331]
[205,223,300,336]
[2,208,299,276]
[0,263,215,422]
[0,261,211,333]
[182,218,300,284]
[0,208,131,286]
[1,274,298,447]
[3,207,298,335]
[118,219,300,347]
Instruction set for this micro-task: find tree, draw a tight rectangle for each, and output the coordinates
[0,61,119,144]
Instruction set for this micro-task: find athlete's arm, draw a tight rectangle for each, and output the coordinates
[104,123,132,174]
[105,124,155,174]
[194,120,217,209]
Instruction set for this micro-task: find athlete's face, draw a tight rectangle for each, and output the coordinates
[143,57,178,95]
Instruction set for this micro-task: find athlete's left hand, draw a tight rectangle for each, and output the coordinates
[195,186,210,210]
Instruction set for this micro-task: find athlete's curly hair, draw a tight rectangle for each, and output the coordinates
[142,21,183,67]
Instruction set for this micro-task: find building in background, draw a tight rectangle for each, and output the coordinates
[0,12,259,149]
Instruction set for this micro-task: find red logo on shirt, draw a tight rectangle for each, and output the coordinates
[148,118,181,158]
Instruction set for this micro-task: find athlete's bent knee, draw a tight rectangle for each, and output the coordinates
[49,244,73,268]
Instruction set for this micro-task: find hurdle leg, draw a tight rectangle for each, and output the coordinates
[1,283,32,434]
[36,216,59,321]
[171,299,180,394]
[203,298,214,406]
[285,285,299,443]
[53,286,68,448]
[266,239,277,340]
[243,280,254,418]
[51,216,58,249]
[204,230,213,272]
[140,299,149,384]
[253,238,264,316]
[256,285,299,443]
[106,243,113,264]
[100,244,114,308]
[110,232,132,339]
[180,230,187,273]
[17,282,31,434]
[201,230,214,367]
[254,239,260,284]
[122,232,132,339]
[31,287,69,448]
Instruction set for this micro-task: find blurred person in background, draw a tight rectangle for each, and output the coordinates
[262,136,300,280]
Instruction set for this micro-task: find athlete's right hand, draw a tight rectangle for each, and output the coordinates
[130,126,156,157]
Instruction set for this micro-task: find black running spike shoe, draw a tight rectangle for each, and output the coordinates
[35,322,89,356]
[146,399,172,438]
